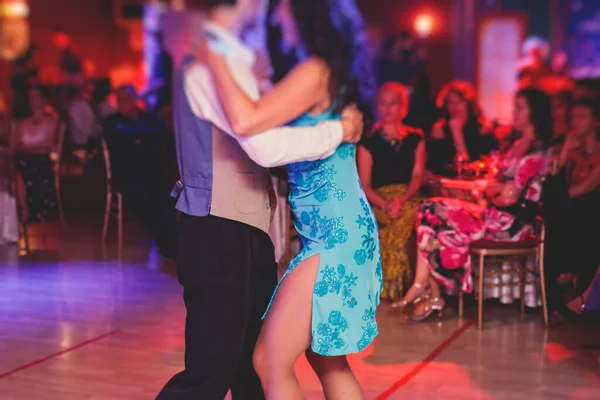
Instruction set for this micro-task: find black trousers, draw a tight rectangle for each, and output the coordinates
[157,214,277,400]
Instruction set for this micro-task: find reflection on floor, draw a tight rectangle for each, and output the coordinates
[0,215,599,400]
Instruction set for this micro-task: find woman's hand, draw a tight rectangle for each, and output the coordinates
[340,104,364,144]
[384,197,404,220]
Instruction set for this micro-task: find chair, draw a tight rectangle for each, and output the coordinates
[100,137,123,253]
[459,217,549,329]
[49,121,67,226]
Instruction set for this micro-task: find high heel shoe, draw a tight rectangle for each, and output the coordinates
[390,282,428,309]
[412,297,446,321]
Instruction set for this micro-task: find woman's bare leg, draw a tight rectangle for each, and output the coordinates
[305,350,364,400]
[253,255,320,399]
[400,247,431,303]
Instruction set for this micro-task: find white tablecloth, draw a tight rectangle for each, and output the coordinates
[479,258,541,307]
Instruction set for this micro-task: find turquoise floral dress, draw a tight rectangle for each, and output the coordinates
[265,108,383,356]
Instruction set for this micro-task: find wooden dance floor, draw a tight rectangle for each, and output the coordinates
[1,215,599,399]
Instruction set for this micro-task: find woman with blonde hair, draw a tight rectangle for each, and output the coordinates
[358,81,426,305]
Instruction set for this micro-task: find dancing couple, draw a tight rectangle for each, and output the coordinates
[157,0,382,399]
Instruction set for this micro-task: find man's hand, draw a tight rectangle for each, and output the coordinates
[341,104,364,144]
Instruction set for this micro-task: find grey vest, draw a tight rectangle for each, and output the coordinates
[171,56,273,234]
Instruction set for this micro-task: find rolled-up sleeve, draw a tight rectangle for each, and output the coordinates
[184,64,343,168]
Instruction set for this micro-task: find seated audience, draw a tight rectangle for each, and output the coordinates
[104,85,177,258]
[358,82,426,304]
[403,89,552,321]
[11,86,59,223]
[426,80,497,179]
[546,96,600,317]
[68,86,101,148]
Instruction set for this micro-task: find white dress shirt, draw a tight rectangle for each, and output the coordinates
[184,21,343,168]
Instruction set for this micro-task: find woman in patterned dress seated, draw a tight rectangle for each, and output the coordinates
[204,0,382,398]
[402,89,552,321]
[358,82,426,305]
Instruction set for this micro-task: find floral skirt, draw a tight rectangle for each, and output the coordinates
[372,184,422,302]
[416,198,533,293]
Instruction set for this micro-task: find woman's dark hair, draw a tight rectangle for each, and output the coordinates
[436,80,481,123]
[290,0,377,126]
[517,88,553,143]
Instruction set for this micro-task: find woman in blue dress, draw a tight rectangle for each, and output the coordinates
[204,0,381,397]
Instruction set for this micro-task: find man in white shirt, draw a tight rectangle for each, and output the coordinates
[158,1,364,399]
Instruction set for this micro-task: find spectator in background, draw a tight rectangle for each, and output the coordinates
[426,80,497,180]
[103,85,176,258]
[10,86,58,223]
[358,82,426,305]
[546,96,600,317]
[410,89,552,322]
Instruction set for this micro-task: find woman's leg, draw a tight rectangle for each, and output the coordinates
[253,254,320,399]
[305,350,364,400]
[399,244,431,303]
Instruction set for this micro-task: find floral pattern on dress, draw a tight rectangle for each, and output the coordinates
[289,162,347,203]
[416,140,550,292]
[265,110,382,357]
[357,303,379,351]
[314,264,359,308]
[354,198,378,265]
[314,311,349,354]
[298,207,348,250]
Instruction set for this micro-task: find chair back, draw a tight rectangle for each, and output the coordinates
[50,120,66,172]
[100,136,112,192]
